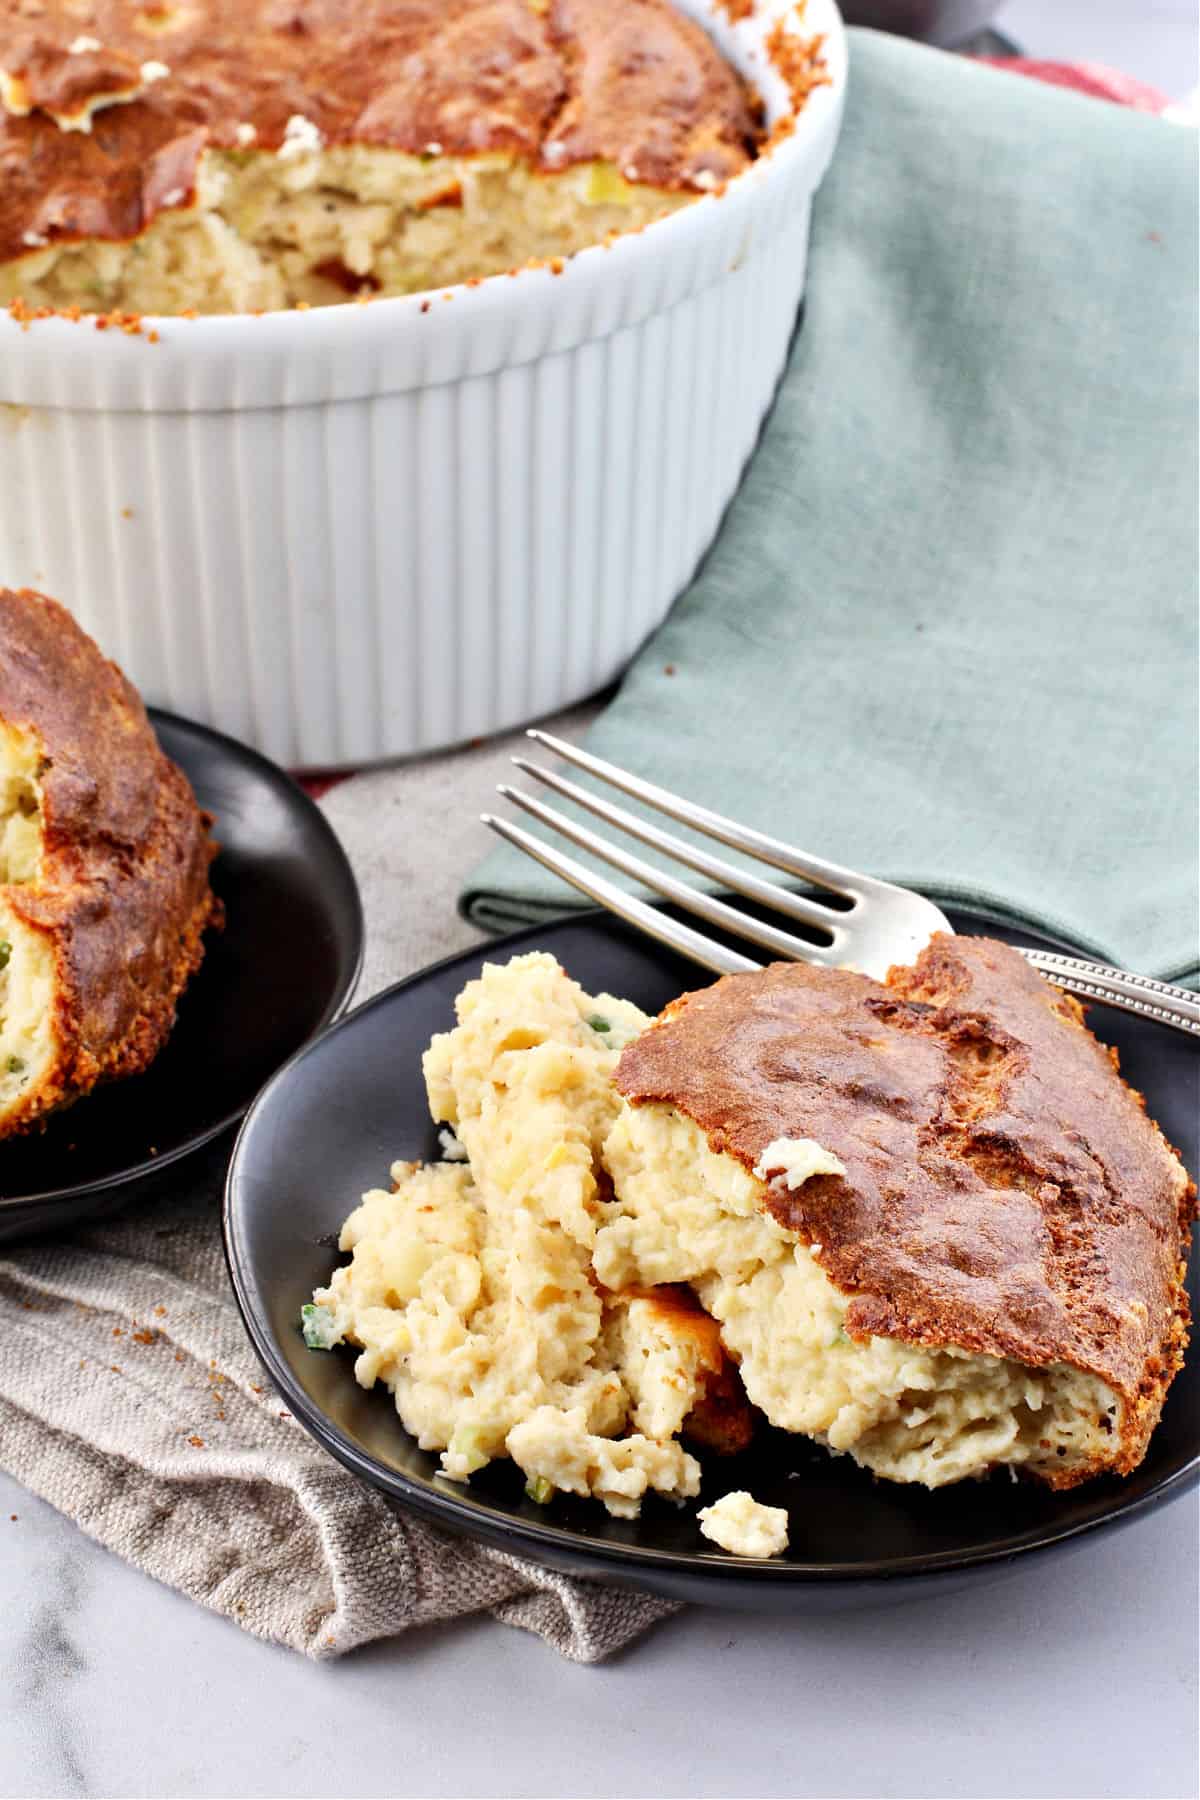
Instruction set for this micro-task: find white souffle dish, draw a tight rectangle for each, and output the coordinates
[0,0,846,768]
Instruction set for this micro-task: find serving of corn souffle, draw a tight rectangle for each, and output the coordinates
[611,935,1195,1491]
[0,587,220,1136]
[304,944,1194,1521]
[0,0,766,314]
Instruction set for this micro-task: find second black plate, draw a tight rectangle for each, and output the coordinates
[0,710,363,1239]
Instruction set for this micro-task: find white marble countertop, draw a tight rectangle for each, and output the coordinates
[2,11,1197,1800]
[3,1468,1196,1799]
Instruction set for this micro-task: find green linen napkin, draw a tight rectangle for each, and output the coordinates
[464,29,1199,981]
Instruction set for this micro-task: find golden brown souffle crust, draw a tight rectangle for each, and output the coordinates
[0,587,220,1135]
[615,935,1196,1486]
[0,0,762,271]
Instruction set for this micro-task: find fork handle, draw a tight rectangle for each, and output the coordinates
[1021,949,1200,1039]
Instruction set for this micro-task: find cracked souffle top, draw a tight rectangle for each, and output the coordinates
[615,934,1196,1480]
[0,0,767,312]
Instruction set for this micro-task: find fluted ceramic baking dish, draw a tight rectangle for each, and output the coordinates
[0,0,846,768]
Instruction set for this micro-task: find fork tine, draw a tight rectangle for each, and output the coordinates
[512,754,844,943]
[527,728,873,899]
[497,784,841,966]
[481,814,759,977]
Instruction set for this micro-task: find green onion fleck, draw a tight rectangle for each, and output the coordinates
[587,1014,611,1034]
[0,942,10,970]
[829,1325,850,1347]
[300,1302,340,1350]
[525,1475,555,1505]
[6,1055,24,1074]
[448,1425,490,1474]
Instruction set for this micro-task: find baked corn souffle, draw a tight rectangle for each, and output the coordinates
[305,947,1194,1523]
[0,587,220,1137]
[609,936,1194,1491]
[0,0,765,314]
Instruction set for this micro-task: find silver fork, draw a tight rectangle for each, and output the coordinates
[481,729,1200,1039]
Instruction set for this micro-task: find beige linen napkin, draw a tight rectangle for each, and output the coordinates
[0,707,679,1663]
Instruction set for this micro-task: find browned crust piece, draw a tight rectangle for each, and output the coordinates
[0,586,220,1135]
[0,0,763,272]
[615,935,1196,1488]
[627,1281,757,1454]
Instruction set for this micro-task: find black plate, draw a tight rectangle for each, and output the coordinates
[0,710,363,1241]
[224,909,1198,1610]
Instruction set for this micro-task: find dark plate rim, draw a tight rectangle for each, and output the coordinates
[223,912,1199,1589]
[0,707,365,1216]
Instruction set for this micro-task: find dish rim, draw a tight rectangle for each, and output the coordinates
[0,706,365,1217]
[222,910,1199,1590]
